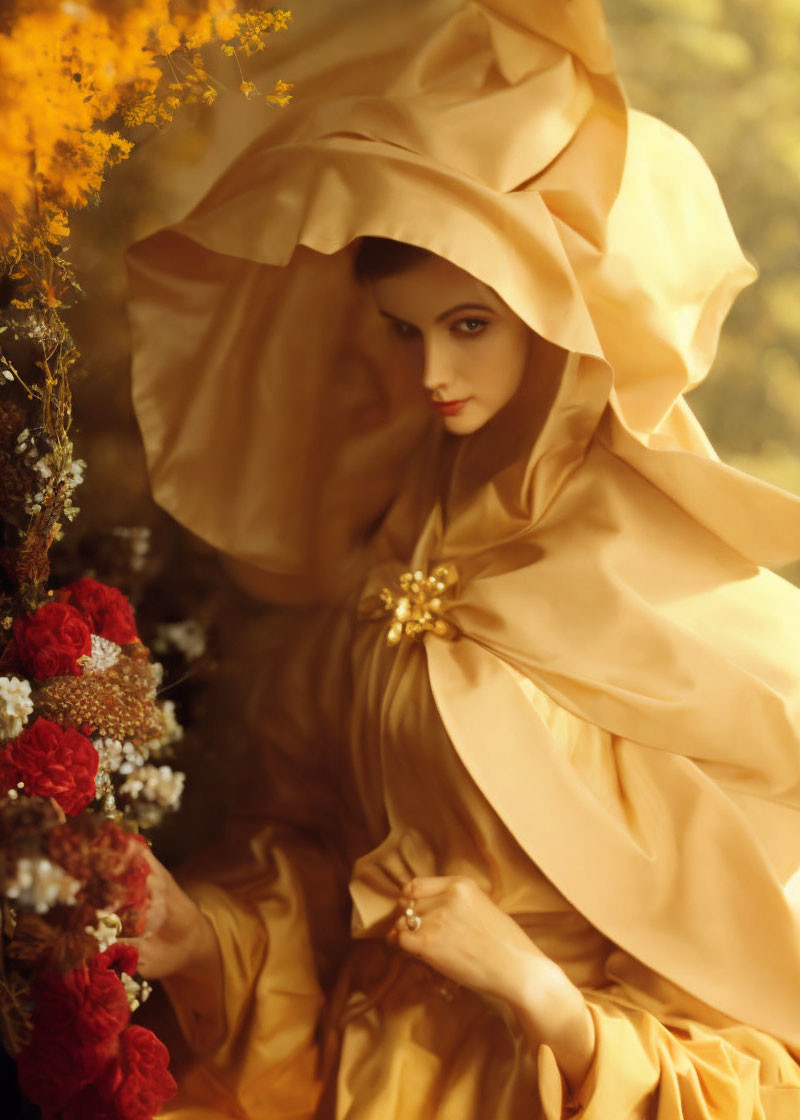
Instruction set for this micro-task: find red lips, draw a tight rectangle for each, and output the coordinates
[431,398,470,416]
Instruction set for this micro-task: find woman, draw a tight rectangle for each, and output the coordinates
[126,1,800,1115]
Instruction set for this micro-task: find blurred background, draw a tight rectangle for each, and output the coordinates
[607,0,800,508]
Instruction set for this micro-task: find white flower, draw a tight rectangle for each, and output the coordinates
[5,856,81,914]
[111,526,151,573]
[150,660,164,695]
[82,634,121,673]
[160,699,184,745]
[153,619,207,662]
[68,458,86,489]
[85,911,122,952]
[144,699,184,760]
[120,971,152,1012]
[119,764,185,810]
[120,742,149,774]
[93,736,125,772]
[0,676,33,740]
[94,737,150,775]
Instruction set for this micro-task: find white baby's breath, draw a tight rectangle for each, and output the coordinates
[153,619,207,662]
[6,856,81,913]
[119,763,185,808]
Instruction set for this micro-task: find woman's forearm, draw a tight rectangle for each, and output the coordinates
[159,902,228,1055]
[393,874,596,1092]
[509,955,595,1094]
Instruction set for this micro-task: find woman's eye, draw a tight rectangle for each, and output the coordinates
[453,317,488,336]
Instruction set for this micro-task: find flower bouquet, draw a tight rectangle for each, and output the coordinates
[0,575,185,1118]
[0,5,294,1112]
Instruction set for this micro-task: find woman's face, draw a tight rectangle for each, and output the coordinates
[371,254,532,435]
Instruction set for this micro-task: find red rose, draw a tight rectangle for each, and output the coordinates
[0,635,23,676]
[0,750,18,796]
[13,601,91,680]
[17,1029,104,1117]
[61,1081,116,1120]
[109,1026,177,1120]
[2,718,98,816]
[38,957,130,1048]
[98,940,140,978]
[49,820,151,934]
[62,577,139,645]
[115,848,150,937]
[61,1027,176,1120]
[17,954,131,1117]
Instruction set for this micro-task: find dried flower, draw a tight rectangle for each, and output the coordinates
[36,648,165,745]
[0,4,286,1109]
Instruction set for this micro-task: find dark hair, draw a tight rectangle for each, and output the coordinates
[353,236,433,284]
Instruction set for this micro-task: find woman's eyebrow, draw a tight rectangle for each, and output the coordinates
[434,302,494,322]
[378,302,494,325]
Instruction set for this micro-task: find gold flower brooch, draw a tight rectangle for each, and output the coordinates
[378,564,459,646]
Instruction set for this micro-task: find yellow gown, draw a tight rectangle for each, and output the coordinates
[124,2,800,1116]
[155,553,800,1119]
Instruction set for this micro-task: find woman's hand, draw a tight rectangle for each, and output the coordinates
[389,875,595,1093]
[122,847,220,983]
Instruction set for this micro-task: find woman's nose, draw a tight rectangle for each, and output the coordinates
[421,336,451,394]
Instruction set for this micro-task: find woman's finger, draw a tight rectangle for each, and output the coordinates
[395,892,437,917]
[394,924,427,957]
[399,874,468,901]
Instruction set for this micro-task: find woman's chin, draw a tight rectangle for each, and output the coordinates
[440,406,489,436]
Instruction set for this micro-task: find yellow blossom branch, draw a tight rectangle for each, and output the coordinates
[0,2,293,604]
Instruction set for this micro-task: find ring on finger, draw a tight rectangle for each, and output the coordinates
[405,905,422,933]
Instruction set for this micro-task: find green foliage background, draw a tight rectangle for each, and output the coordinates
[607,0,800,505]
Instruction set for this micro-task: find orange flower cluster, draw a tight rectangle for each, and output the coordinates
[0,1,292,605]
[36,645,166,745]
[0,0,292,254]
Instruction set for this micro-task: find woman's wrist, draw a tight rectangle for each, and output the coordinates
[509,953,595,1094]
[160,905,227,1056]
[180,909,218,976]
